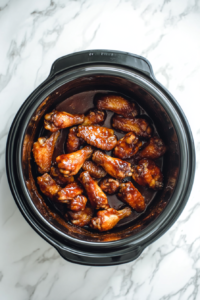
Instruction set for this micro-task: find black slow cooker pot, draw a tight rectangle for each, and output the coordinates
[6,50,195,266]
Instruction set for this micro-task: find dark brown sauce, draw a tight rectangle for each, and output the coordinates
[38,90,163,229]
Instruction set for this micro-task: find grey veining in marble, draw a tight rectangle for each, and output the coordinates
[0,0,200,299]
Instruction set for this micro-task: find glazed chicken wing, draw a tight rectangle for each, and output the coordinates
[113,132,142,159]
[82,161,107,178]
[67,207,93,227]
[33,131,60,173]
[67,195,87,212]
[37,173,60,200]
[132,159,163,190]
[136,137,167,160]
[82,109,106,126]
[79,171,109,209]
[112,115,152,138]
[99,178,120,194]
[57,182,83,202]
[118,182,145,212]
[66,126,85,153]
[90,207,131,231]
[96,95,139,118]
[44,110,84,132]
[77,125,117,151]
[56,146,93,177]
[50,166,74,186]
[92,150,132,179]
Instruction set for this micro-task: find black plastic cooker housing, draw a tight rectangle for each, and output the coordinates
[6,50,195,266]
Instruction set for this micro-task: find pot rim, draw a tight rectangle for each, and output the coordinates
[6,51,195,255]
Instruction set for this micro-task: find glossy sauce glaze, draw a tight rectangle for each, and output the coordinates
[36,90,163,229]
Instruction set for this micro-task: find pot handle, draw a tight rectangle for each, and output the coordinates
[48,50,155,79]
[55,245,144,266]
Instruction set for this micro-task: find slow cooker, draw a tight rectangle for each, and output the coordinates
[6,50,195,266]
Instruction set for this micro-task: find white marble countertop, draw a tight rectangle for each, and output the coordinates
[0,0,200,299]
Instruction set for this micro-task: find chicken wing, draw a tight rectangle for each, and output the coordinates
[92,150,132,179]
[82,161,107,178]
[82,109,106,126]
[99,178,120,194]
[132,159,163,190]
[57,182,83,202]
[56,145,93,177]
[136,137,167,160]
[66,126,85,153]
[90,207,131,231]
[37,173,60,200]
[118,182,145,212]
[67,195,87,212]
[79,171,109,209]
[113,132,142,159]
[96,94,139,118]
[50,166,74,186]
[77,125,117,151]
[44,110,84,132]
[67,207,93,227]
[33,131,60,173]
[112,115,152,138]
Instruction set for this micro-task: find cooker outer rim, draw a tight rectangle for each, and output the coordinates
[6,52,196,265]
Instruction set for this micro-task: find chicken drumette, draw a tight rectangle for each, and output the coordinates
[57,182,83,202]
[132,159,163,190]
[56,180,87,211]
[66,126,85,153]
[82,109,106,126]
[92,150,132,180]
[96,94,139,118]
[56,146,93,177]
[136,137,167,160]
[118,182,145,212]
[37,173,60,200]
[66,195,87,212]
[50,166,74,186]
[82,161,107,179]
[113,132,142,159]
[44,110,84,132]
[99,178,120,194]
[90,207,132,231]
[67,207,93,227]
[112,115,152,138]
[79,171,110,210]
[77,125,117,151]
[33,131,60,173]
